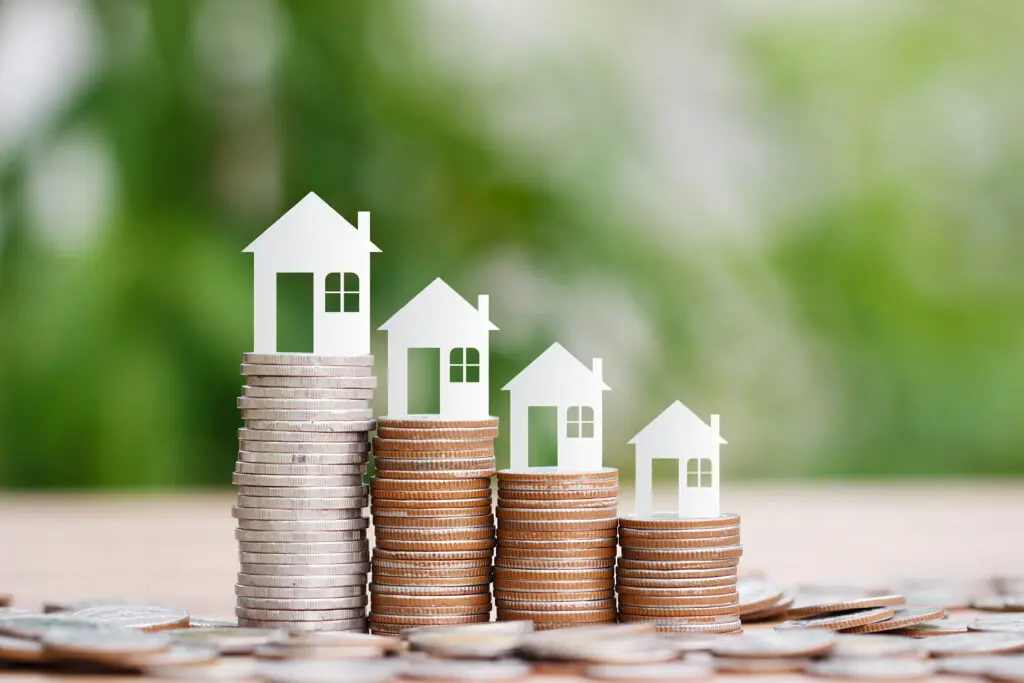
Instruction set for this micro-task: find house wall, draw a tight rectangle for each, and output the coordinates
[678,450,720,519]
[555,393,604,472]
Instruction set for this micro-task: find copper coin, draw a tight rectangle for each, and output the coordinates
[370,514,492,529]
[497,546,616,559]
[375,426,499,440]
[497,468,618,483]
[373,527,494,541]
[371,575,492,588]
[498,507,618,521]
[370,605,490,618]
[621,547,743,562]
[497,608,618,623]
[843,607,948,634]
[618,525,741,540]
[498,518,618,532]
[495,590,613,602]
[498,489,618,502]
[617,576,737,589]
[617,593,739,608]
[373,447,494,460]
[775,607,896,631]
[370,593,490,608]
[369,583,490,596]
[496,597,615,610]
[616,563,738,577]
[371,505,492,518]
[373,548,493,561]
[496,557,615,570]
[376,416,499,429]
[496,580,613,593]
[373,458,496,472]
[622,535,741,550]
[617,585,738,598]
[371,557,492,571]
[375,468,497,480]
[740,594,795,623]
[498,497,619,510]
[373,438,494,452]
[498,530,616,543]
[498,482,618,495]
[375,539,495,552]
[370,477,491,491]
[371,489,492,502]
[618,514,741,530]
[369,496,491,509]
[368,613,490,626]
[896,620,970,636]
[498,536,617,549]
[787,594,907,619]
[618,604,740,619]
[617,615,742,633]
[495,568,614,582]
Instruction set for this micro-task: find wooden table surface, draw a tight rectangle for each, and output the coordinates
[0,482,1020,681]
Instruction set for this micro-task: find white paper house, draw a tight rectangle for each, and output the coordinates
[244,192,380,355]
[629,401,727,519]
[503,343,610,472]
[379,278,498,418]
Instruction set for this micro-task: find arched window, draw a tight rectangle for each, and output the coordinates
[449,348,480,383]
[566,406,595,438]
[326,272,360,313]
[686,458,713,488]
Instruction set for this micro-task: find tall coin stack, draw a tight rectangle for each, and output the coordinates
[232,353,377,633]
[368,416,499,636]
[616,513,743,634]
[494,467,619,630]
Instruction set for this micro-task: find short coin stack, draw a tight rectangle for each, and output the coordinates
[616,513,743,634]
[232,353,377,632]
[495,467,619,630]
[368,416,499,635]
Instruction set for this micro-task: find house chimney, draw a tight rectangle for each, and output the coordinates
[358,211,371,240]
[592,358,603,383]
[477,294,490,322]
[710,414,721,437]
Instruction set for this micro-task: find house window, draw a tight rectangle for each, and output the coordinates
[450,348,480,383]
[566,406,595,438]
[686,458,713,488]
[326,272,359,313]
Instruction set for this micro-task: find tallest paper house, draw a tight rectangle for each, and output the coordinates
[244,192,380,355]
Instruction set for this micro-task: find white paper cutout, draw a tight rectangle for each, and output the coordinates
[243,192,380,355]
[629,401,727,520]
[502,342,610,472]
[379,278,498,418]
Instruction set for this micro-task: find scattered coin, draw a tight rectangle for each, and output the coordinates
[923,632,1024,657]
[715,657,809,674]
[894,619,970,636]
[970,616,1024,633]
[805,657,935,679]
[829,634,924,659]
[775,607,896,632]
[0,634,46,663]
[167,627,287,653]
[787,593,906,619]
[710,630,836,658]
[401,658,531,680]
[974,595,1024,612]
[936,655,1024,676]
[843,607,947,634]
[587,660,714,680]
[146,657,264,679]
[41,626,172,663]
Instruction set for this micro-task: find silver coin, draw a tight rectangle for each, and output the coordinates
[232,506,365,520]
[242,363,374,377]
[235,496,368,510]
[71,605,190,631]
[586,661,714,680]
[43,598,149,614]
[974,595,1024,612]
[710,630,835,658]
[240,563,370,577]
[240,428,366,443]
[236,585,366,599]
[166,627,286,654]
[406,622,532,659]
[237,573,368,588]
[41,626,172,657]
[401,659,530,681]
[244,386,375,400]
[245,375,378,389]
[236,462,366,476]
[240,451,368,464]
[259,659,399,683]
[971,617,1024,633]
[243,354,375,367]
[146,657,263,679]
[236,607,366,622]
[241,439,369,454]
[235,517,369,531]
[238,397,371,410]
[236,485,368,498]
[829,634,924,659]
[775,608,895,631]
[0,614,110,639]
[235,529,366,543]
[237,596,367,611]
[924,632,1024,657]
[238,617,367,632]
[238,541,368,554]
[233,474,365,487]
[714,657,808,674]
[245,419,376,432]
[806,658,935,679]
[240,551,370,565]
[936,655,1024,676]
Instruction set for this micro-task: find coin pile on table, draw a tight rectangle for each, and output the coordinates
[616,513,743,634]
[232,353,377,632]
[494,467,619,630]
[369,416,499,636]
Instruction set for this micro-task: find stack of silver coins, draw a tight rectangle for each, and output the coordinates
[616,513,743,634]
[495,468,619,630]
[232,353,377,632]
[368,416,498,636]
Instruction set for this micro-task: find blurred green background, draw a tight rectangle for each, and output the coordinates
[1,0,1022,489]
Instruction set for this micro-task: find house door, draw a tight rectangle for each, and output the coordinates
[528,406,558,468]
[276,273,314,353]
[407,348,441,415]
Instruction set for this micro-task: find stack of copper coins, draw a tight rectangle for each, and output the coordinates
[494,467,619,630]
[616,513,743,634]
[368,416,499,635]
[232,353,376,633]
